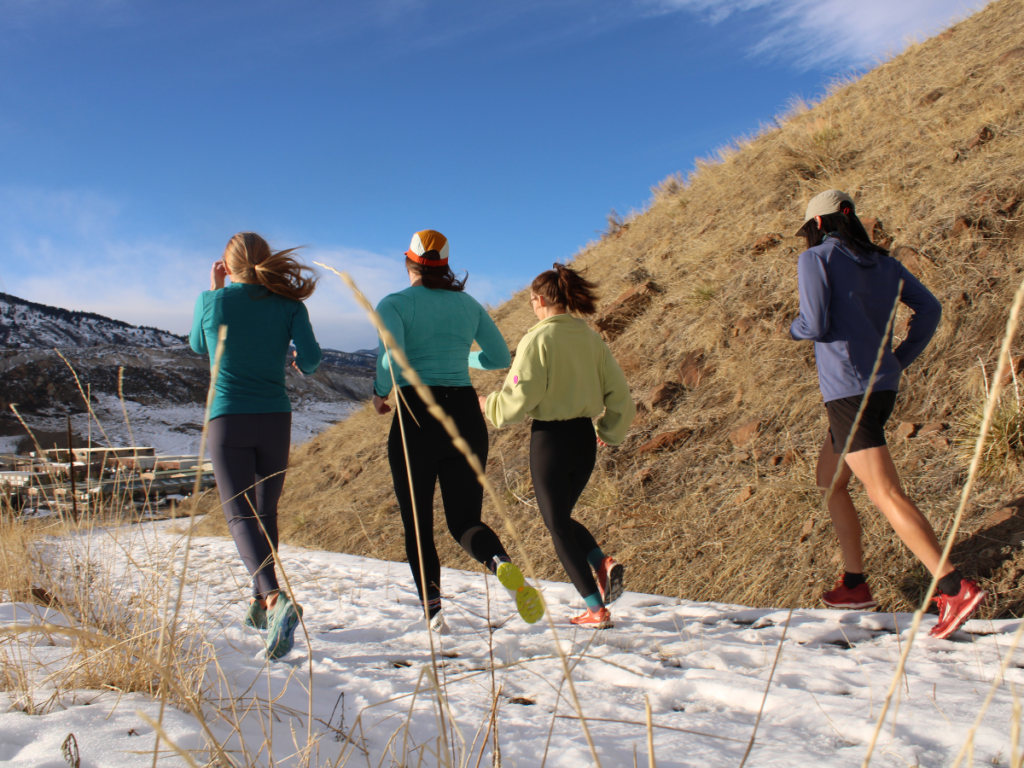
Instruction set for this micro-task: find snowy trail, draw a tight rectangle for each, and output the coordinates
[1,521,1022,767]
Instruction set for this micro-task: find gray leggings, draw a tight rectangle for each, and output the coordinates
[207,412,291,600]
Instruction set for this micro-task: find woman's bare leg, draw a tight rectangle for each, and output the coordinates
[816,437,864,573]
[842,445,954,578]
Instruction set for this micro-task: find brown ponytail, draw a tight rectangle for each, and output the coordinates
[223,232,318,302]
[530,263,598,315]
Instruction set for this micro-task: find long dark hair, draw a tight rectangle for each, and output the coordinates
[405,257,467,292]
[531,263,599,315]
[797,206,889,257]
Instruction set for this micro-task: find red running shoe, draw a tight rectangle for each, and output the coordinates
[930,579,986,640]
[571,607,613,629]
[821,578,878,609]
[596,556,625,605]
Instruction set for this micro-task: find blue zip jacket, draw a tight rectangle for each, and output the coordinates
[374,286,511,396]
[790,237,941,403]
[190,282,322,420]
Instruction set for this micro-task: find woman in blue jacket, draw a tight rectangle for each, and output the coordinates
[791,190,984,639]
[191,232,320,659]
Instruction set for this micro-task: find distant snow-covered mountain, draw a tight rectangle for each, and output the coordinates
[0,293,183,349]
[0,292,373,452]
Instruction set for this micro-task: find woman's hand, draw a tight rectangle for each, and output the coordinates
[210,261,229,291]
[478,395,488,413]
[373,395,392,415]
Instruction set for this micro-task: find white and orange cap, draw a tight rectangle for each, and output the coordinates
[405,230,450,267]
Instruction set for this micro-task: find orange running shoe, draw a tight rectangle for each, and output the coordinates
[571,606,613,630]
[821,577,877,609]
[930,579,986,640]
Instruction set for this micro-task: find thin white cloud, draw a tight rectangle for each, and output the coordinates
[0,186,406,351]
[646,0,991,68]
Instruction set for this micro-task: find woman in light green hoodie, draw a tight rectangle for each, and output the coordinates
[480,264,635,629]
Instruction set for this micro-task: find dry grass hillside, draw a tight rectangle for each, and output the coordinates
[196,0,1024,618]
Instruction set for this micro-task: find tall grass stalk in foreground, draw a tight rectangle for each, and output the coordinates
[862,272,1024,768]
[316,261,605,767]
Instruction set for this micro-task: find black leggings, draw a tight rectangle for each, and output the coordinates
[207,412,291,600]
[531,418,600,599]
[388,386,508,604]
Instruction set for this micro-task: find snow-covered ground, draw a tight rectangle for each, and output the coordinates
[7,395,356,456]
[1,521,1021,767]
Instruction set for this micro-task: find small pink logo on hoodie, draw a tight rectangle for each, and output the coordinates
[513,375,519,385]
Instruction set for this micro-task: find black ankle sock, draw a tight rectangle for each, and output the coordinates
[938,570,964,597]
[843,572,867,589]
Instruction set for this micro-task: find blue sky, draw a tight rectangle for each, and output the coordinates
[0,0,986,351]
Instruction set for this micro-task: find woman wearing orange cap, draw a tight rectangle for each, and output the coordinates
[372,230,543,633]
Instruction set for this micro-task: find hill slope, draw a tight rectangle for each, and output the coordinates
[196,0,1024,617]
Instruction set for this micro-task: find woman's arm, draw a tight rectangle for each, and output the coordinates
[469,303,512,370]
[484,336,546,427]
[595,345,636,445]
[290,302,322,375]
[790,251,831,341]
[373,296,406,397]
[189,294,208,355]
[893,267,942,370]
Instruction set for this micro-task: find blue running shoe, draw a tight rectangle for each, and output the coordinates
[244,599,268,630]
[266,593,303,660]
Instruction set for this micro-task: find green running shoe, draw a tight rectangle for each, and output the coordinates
[244,599,268,630]
[266,593,303,660]
[496,560,545,625]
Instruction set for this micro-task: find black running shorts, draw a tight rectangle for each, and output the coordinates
[825,390,898,454]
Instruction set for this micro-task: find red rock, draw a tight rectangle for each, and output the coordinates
[998,47,1024,64]
[678,351,713,388]
[780,449,802,466]
[734,485,754,504]
[726,451,751,464]
[646,382,682,410]
[752,233,781,254]
[729,419,761,447]
[799,517,814,542]
[931,436,951,450]
[918,422,948,437]
[637,428,692,455]
[892,246,932,274]
[730,317,757,337]
[919,88,947,105]
[768,454,784,468]
[942,147,960,164]
[895,422,919,440]
[635,467,654,485]
[860,217,886,245]
[593,281,660,339]
[952,217,973,237]
[983,506,1019,527]
[967,126,995,151]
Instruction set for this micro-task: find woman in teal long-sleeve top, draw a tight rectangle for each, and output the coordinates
[372,229,543,633]
[190,231,320,659]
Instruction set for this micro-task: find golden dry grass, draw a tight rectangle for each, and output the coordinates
[196,0,1024,619]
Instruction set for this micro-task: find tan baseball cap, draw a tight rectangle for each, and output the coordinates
[804,190,855,222]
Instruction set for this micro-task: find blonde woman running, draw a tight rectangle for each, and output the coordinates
[482,264,635,629]
[190,232,320,659]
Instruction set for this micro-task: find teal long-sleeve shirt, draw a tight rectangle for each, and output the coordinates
[190,282,322,420]
[374,286,511,396]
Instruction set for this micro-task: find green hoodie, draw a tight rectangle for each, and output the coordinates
[484,314,635,445]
